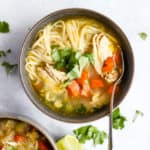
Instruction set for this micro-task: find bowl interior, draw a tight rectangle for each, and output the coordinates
[20,8,134,123]
[0,113,57,150]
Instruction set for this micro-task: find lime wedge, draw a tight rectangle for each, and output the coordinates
[56,135,84,150]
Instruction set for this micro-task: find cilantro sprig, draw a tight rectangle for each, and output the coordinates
[0,49,11,58]
[0,21,10,33]
[1,61,17,74]
[74,125,107,145]
[113,107,127,129]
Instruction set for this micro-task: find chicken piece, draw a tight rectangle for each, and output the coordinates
[92,33,118,83]
[45,64,68,82]
[103,69,119,83]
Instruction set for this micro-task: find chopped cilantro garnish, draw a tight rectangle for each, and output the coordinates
[51,46,94,80]
[74,125,107,145]
[113,107,127,129]
[0,21,10,33]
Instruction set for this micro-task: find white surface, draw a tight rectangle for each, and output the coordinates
[0,0,150,149]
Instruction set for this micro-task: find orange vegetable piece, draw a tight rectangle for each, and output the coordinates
[90,79,104,88]
[34,81,43,90]
[107,85,119,94]
[39,140,49,150]
[77,70,88,86]
[102,57,114,72]
[14,135,25,142]
[114,51,121,65]
[67,80,80,97]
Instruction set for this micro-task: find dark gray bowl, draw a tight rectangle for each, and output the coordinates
[0,113,57,150]
[19,8,134,123]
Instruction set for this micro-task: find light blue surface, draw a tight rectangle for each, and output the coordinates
[0,0,150,149]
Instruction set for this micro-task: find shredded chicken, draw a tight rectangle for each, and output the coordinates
[103,69,119,83]
[92,33,118,83]
[45,64,68,82]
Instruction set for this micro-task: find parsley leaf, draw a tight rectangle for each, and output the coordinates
[132,110,144,123]
[74,125,107,145]
[0,21,10,33]
[139,32,147,40]
[1,61,17,74]
[0,49,11,58]
[113,107,127,129]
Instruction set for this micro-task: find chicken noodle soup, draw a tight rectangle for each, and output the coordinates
[0,119,53,150]
[25,17,123,117]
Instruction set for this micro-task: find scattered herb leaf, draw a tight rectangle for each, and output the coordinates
[0,21,10,33]
[0,51,6,57]
[0,49,11,58]
[74,104,87,114]
[139,32,147,40]
[74,125,107,145]
[113,107,127,129]
[1,61,17,74]
[132,110,144,123]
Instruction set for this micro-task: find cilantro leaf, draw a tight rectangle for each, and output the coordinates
[0,21,10,33]
[74,125,107,146]
[79,56,89,72]
[51,46,92,80]
[84,53,94,64]
[0,49,11,58]
[1,61,17,74]
[132,110,144,123]
[139,32,147,40]
[67,65,81,80]
[6,146,16,150]
[113,107,127,129]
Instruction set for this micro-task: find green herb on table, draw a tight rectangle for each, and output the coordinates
[138,32,148,40]
[0,49,11,58]
[1,61,17,74]
[0,21,10,33]
[132,110,144,123]
[113,107,127,129]
[74,125,107,145]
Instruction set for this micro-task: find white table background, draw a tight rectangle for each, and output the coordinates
[0,0,150,149]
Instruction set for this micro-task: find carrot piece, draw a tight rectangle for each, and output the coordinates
[34,81,43,90]
[39,140,49,150]
[90,79,104,88]
[114,51,121,65]
[81,84,91,97]
[107,85,119,94]
[14,135,25,142]
[77,70,88,86]
[0,146,2,150]
[67,80,80,97]
[102,57,114,72]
